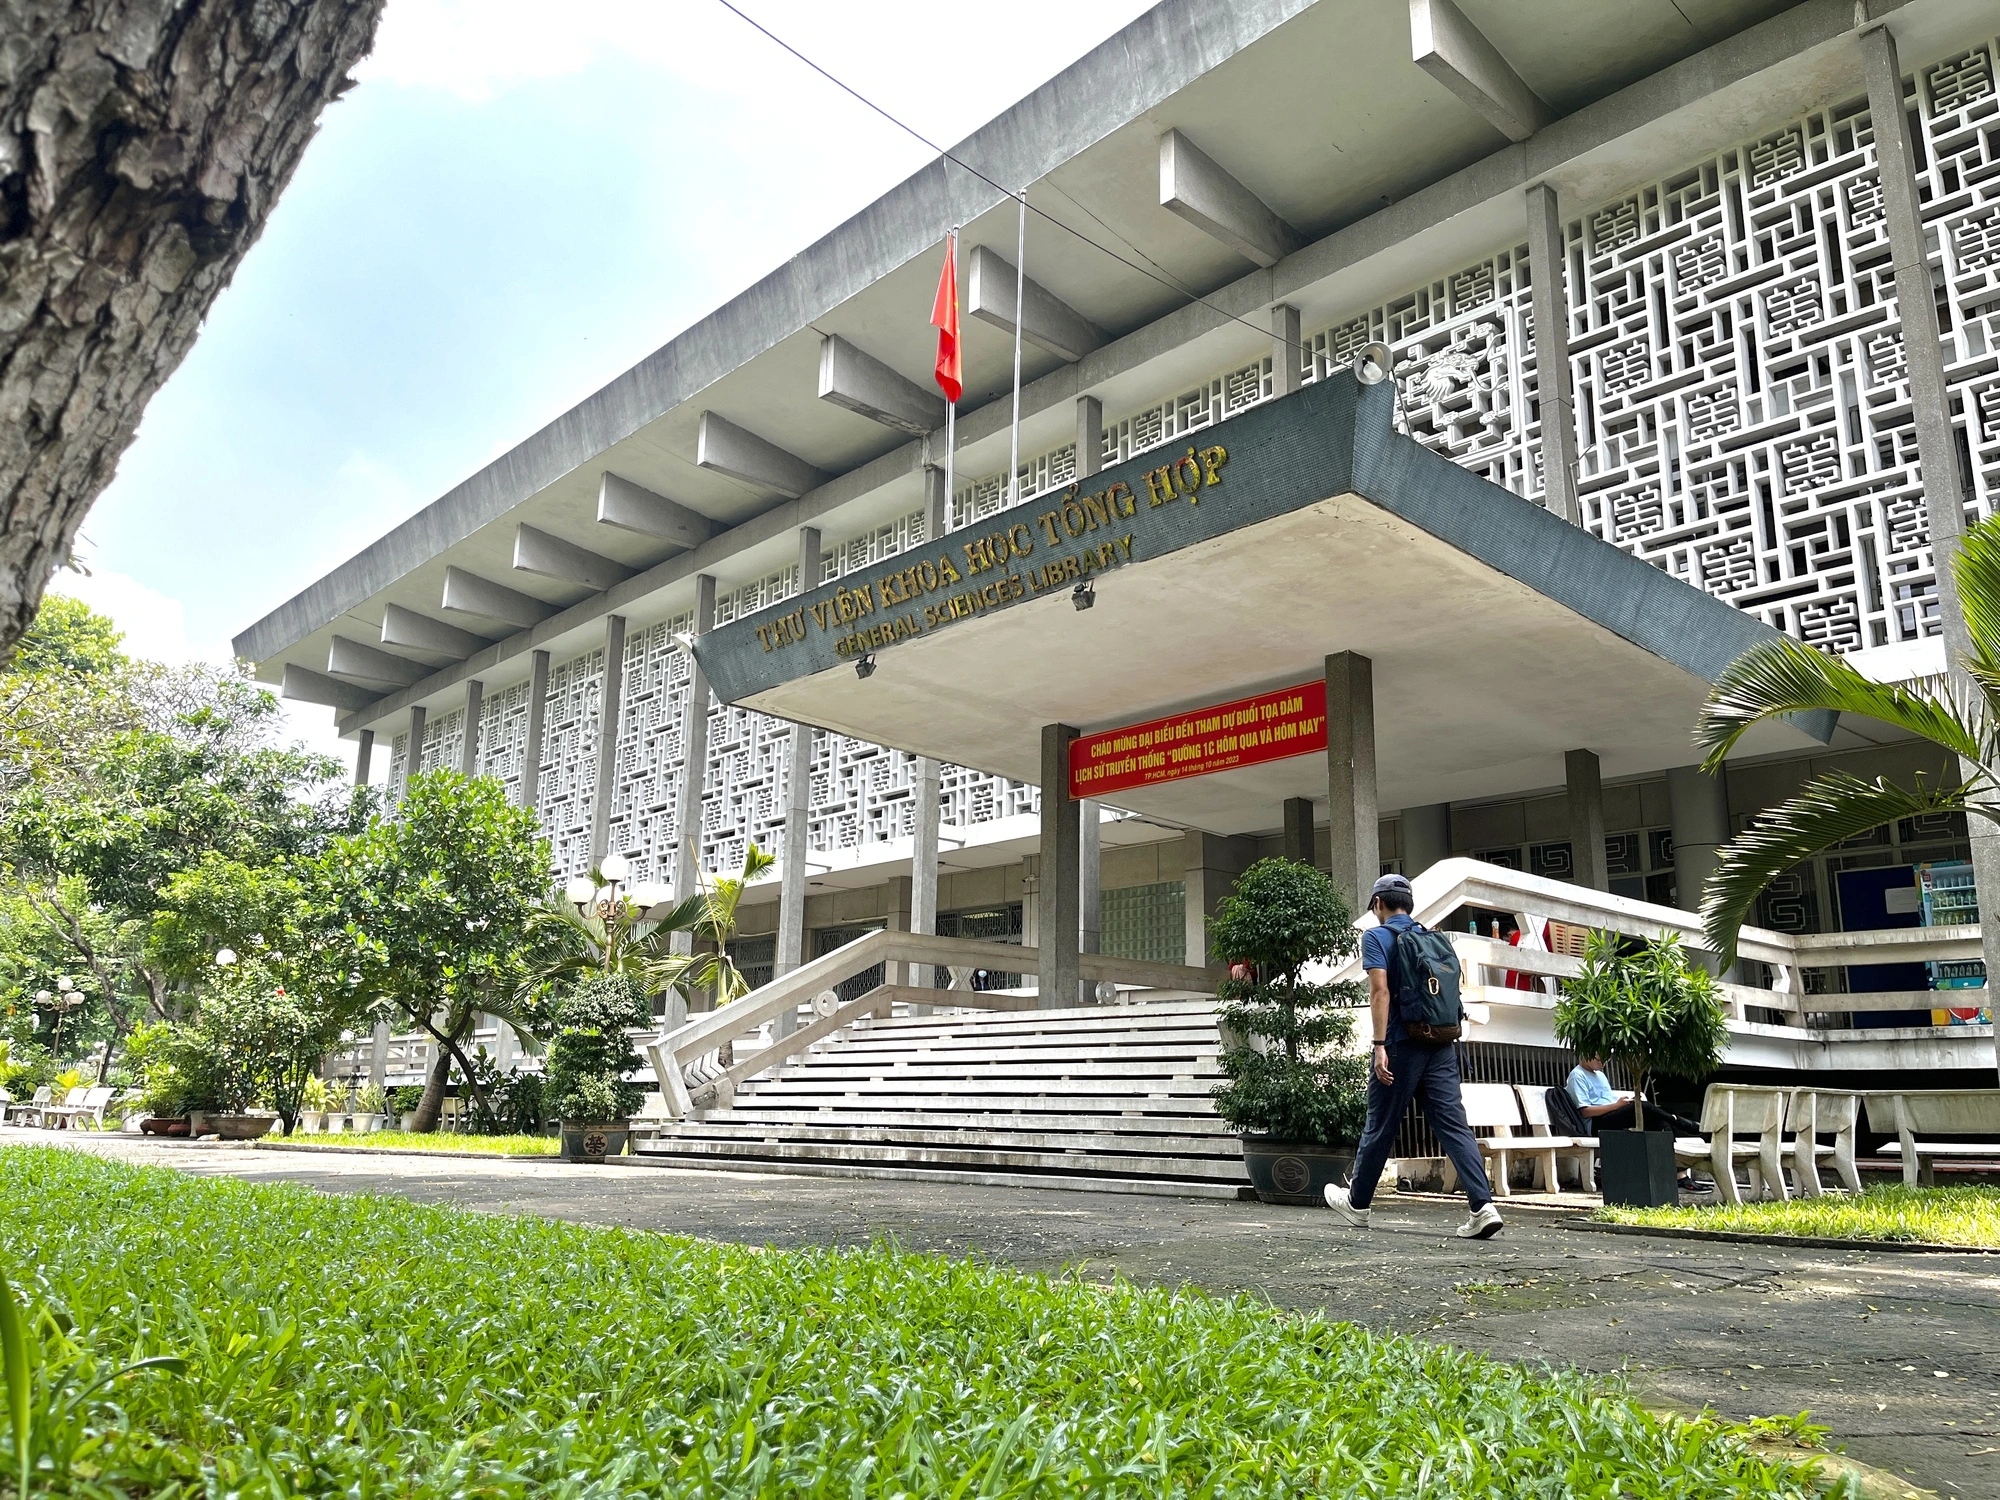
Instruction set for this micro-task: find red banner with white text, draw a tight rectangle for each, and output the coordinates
[1068,681,1328,800]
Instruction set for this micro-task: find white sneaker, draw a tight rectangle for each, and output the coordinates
[1323,1184,1371,1227]
[1456,1203,1504,1239]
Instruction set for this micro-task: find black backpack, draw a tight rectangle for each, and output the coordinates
[1546,1086,1591,1138]
[1389,924,1463,1044]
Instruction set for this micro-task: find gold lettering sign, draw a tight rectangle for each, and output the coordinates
[750,443,1227,655]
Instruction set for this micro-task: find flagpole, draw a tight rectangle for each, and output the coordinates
[944,228,957,533]
[1009,188,1026,505]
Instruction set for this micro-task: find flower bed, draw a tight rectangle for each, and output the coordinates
[1,1148,1832,1497]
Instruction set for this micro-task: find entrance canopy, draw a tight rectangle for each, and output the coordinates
[694,377,1832,835]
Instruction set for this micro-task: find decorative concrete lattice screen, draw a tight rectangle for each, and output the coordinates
[416,707,462,775]
[1567,41,2000,652]
[604,616,692,885]
[476,680,530,802]
[386,732,406,787]
[538,648,603,879]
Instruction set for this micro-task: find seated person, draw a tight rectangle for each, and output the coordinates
[1565,1055,1703,1138]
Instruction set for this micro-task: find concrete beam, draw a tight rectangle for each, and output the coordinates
[380,603,484,660]
[967,243,1103,363]
[1525,181,1581,525]
[459,678,483,778]
[817,334,944,436]
[441,566,556,630]
[1410,0,1551,143]
[521,649,550,811]
[597,472,711,551]
[1158,128,1301,268]
[281,663,381,713]
[696,410,827,499]
[513,523,634,592]
[1272,303,1302,397]
[353,728,373,787]
[327,634,428,690]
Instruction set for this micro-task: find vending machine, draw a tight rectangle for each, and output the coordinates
[1917,861,1990,1025]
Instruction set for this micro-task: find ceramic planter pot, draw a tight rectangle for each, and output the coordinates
[1600,1128,1677,1206]
[1239,1138,1356,1206]
[298,1111,325,1133]
[213,1114,277,1141]
[351,1113,384,1133]
[139,1116,189,1137]
[558,1120,631,1164]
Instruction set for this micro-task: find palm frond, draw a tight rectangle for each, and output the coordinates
[1702,771,1982,962]
[1951,516,2000,718]
[1697,636,1985,771]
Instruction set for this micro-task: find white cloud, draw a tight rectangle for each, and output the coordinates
[50,569,195,665]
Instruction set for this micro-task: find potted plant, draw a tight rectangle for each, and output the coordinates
[391,1086,424,1131]
[545,973,647,1163]
[298,1075,331,1133]
[1554,930,1727,1206]
[353,1083,387,1133]
[1208,858,1370,1205]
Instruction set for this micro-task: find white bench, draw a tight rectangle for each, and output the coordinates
[1437,1083,1533,1198]
[1787,1089,1862,1196]
[1675,1084,1788,1205]
[1514,1085,1596,1192]
[4,1086,52,1126]
[1862,1090,2000,1186]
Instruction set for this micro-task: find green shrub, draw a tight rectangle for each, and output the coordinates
[1554,930,1728,1129]
[1208,859,1369,1146]
[389,1085,423,1116]
[0,1148,1831,1497]
[543,973,646,1122]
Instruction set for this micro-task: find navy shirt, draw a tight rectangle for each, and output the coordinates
[1362,912,1420,1041]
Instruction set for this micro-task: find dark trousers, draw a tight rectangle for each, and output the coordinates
[1588,1101,1703,1138]
[1348,1040,1492,1211]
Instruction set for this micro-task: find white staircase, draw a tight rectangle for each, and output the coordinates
[632,999,1252,1198]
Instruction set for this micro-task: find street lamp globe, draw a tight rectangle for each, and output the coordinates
[564,874,598,906]
[599,853,631,883]
[215,948,237,968]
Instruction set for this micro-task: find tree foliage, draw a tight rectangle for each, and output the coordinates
[1207,859,1369,1146]
[1553,931,1727,1130]
[543,973,648,1123]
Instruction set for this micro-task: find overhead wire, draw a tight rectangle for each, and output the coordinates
[708,0,1313,363]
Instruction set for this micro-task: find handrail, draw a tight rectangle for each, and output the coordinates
[644,929,1223,1118]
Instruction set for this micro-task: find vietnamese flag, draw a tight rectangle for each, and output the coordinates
[931,231,962,404]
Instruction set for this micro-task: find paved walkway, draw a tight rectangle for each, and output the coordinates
[26,1132,2000,1496]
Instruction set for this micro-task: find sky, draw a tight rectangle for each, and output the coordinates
[59,0,1159,768]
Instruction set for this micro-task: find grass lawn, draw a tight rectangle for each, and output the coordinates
[267,1129,558,1155]
[1595,1183,2000,1249]
[1,1150,1839,1498]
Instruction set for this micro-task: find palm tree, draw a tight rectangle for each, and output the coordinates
[520,842,777,1017]
[1696,513,2000,963]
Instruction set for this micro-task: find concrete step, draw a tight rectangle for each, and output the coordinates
[633,1133,1250,1182]
[708,1106,1240,1137]
[764,1060,1220,1084]
[804,1036,1222,1063]
[735,1079,1221,1105]
[652,1118,1243,1159]
[610,1152,1253,1201]
[728,1086,1223,1114]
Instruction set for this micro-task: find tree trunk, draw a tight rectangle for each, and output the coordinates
[0,0,386,654]
[407,1037,451,1133]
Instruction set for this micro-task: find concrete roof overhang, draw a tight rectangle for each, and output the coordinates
[694,376,1834,833]
[238,0,1961,720]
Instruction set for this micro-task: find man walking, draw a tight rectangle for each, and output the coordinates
[1325,873,1503,1239]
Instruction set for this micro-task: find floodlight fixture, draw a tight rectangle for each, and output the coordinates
[1072,580,1095,611]
[1352,341,1392,386]
[854,652,876,680]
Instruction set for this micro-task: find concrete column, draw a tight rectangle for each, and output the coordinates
[1184,832,1256,969]
[1861,22,2000,1068]
[776,531,823,997]
[1525,181,1581,526]
[1075,395,1103,479]
[1080,800,1102,962]
[672,576,719,929]
[459,678,483,778]
[367,1019,389,1090]
[1666,764,1730,914]
[1019,853,1040,948]
[1401,802,1451,879]
[588,615,626,870]
[1324,652,1379,916]
[1565,748,1608,891]
[1037,724,1081,1009]
[1272,302,1302,397]
[909,469,947,1003]
[353,729,373,789]
[1282,796,1315,865]
[400,706,426,800]
[520,649,550,811]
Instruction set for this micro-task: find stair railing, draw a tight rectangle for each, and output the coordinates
[645,930,1220,1118]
